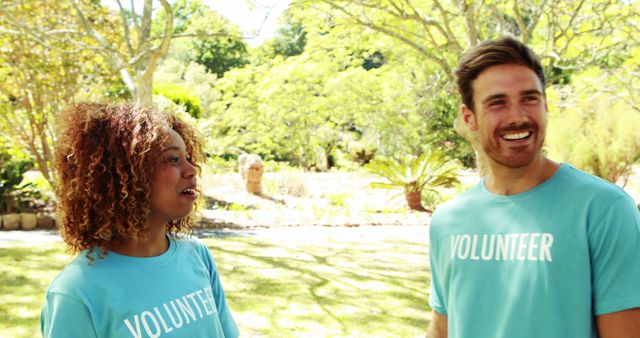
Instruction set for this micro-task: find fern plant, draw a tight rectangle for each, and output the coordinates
[366,150,460,212]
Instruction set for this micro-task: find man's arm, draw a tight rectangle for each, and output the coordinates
[596,308,640,338]
[426,311,448,338]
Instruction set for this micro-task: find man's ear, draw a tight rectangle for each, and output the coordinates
[462,104,478,132]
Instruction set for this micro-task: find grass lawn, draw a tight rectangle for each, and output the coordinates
[0,243,71,338]
[0,226,431,337]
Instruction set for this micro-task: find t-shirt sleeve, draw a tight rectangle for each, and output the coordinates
[41,292,98,338]
[429,223,448,315]
[589,193,640,315]
[197,242,240,338]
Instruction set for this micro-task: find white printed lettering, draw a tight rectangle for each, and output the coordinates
[540,233,554,262]
[458,235,471,259]
[124,315,143,338]
[154,306,174,334]
[165,301,184,329]
[141,311,160,338]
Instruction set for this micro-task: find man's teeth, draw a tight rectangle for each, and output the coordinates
[182,189,196,194]
[502,131,530,140]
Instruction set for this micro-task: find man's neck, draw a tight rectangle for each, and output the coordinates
[485,156,560,196]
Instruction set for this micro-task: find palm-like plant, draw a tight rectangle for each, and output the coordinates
[366,150,460,212]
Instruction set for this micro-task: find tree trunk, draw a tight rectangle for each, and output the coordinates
[405,190,426,212]
[135,71,154,106]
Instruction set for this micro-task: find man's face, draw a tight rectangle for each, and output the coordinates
[463,63,548,169]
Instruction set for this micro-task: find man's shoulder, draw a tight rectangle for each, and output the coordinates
[432,183,484,222]
[558,164,629,199]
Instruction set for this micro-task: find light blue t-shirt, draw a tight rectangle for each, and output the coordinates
[41,235,239,338]
[429,164,640,338]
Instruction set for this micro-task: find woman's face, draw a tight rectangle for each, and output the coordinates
[148,128,198,226]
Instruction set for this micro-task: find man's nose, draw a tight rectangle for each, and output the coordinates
[505,102,528,124]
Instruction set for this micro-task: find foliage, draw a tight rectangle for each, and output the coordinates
[326,192,348,207]
[0,1,116,186]
[546,67,640,183]
[156,0,249,78]
[71,0,242,104]
[0,150,37,213]
[367,149,460,210]
[423,94,476,168]
[155,60,222,118]
[268,11,307,58]
[3,0,640,180]
[208,17,453,169]
[192,37,249,78]
[293,0,638,83]
[153,81,203,119]
[290,0,640,169]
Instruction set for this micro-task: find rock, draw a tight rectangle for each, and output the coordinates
[20,213,37,230]
[37,213,56,229]
[238,154,264,195]
[2,213,21,230]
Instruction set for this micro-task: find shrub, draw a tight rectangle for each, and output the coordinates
[546,69,640,183]
[153,82,203,119]
[0,150,40,213]
[367,149,460,212]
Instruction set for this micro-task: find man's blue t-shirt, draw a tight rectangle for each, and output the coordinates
[429,164,640,338]
[41,236,239,338]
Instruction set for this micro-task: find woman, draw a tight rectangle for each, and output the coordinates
[41,103,238,337]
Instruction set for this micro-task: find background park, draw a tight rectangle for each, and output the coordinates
[1,0,640,337]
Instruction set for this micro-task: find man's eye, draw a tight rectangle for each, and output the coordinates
[489,100,505,107]
[524,96,539,103]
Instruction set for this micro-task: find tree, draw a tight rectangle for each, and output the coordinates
[291,0,640,170]
[293,0,637,82]
[0,0,115,185]
[192,37,249,78]
[271,12,307,58]
[206,3,469,169]
[70,0,236,105]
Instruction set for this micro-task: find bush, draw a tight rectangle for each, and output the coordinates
[546,71,640,183]
[366,149,460,211]
[153,82,203,119]
[0,150,40,213]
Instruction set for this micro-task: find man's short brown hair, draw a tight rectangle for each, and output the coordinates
[455,36,546,112]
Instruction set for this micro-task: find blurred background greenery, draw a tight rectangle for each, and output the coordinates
[1,0,638,191]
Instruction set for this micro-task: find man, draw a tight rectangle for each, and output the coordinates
[427,37,640,338]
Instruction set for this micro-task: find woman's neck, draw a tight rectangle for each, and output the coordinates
[106,222,169,257]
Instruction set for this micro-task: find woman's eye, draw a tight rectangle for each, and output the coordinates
[169,157,179,164]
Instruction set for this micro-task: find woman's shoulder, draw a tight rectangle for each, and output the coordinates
[171,235,212,260]
[171,234,207,250]
[45,252,96,299]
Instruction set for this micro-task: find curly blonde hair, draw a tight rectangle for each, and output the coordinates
[54,103,205,256]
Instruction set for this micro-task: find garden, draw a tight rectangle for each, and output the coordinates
[1,0,640,337]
